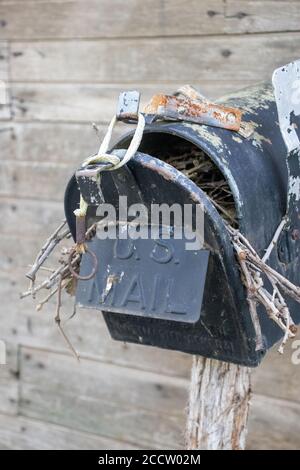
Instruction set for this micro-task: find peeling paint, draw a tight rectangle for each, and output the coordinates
[251,131,272,149]
[182,122,223,150]
[183,122,231,167]
[289,176,300,201]
[244,121,272,150]
[101,273,122,303]
[273,60,300,153]
[218,83,274,116]
[232,135,243,144]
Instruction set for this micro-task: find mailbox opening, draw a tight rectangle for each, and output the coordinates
[132,133,238,227]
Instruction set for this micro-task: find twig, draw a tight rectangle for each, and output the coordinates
[21,256,80,299]
[55,275,80,362]
[92,122,101,138]
[229,224,298,353]
[27,265,56,274]
[66,301,77,322]
[26,220,70,281]
[22,222,97,300]
[36,277,71,311]
[262,217,288,263]
[209,198,237,226]
[232,242,264,350]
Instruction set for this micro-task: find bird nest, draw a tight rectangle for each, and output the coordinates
[151,140,238,227]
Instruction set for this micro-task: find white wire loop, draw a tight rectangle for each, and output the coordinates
[82,113,145,170]
[74,113,145,218]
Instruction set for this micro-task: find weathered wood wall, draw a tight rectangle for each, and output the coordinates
[0,0,300,450]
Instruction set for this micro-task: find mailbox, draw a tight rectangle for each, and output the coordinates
[64,63,300,367]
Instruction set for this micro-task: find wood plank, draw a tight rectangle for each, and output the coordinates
[0,40,8,81]
[0,413,140,450]
[0,0,224,39]
[0,40,10,119]
[247,394,300,450]
[20,381,184,449]
[0,102,11,120]
[0,161,72,201]
[0,269,192,378]
[19,347,186,448]
[0,343,19,416]
[0,234,71,271]
[1,395,297,450]
[225,1,300,34]
[10,34,300,83]
[10,82,248,123]
[20,346,188,415]
[0,197,65,238]
[16,344,300,450]
[0,1,299,40]
[3,122,100,163]
[0,121,124,165]
[0,125,16,159]
[252,335,300,404]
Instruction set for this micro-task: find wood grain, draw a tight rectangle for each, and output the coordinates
[10,34,300,83]
[0,40,9,119]
[0,413,140,450]
[252,336,300,404]
[0,197,65,238]
[0,1,299,40]
[0,343,19,416]
[19,347,186,448]
[1,122,100,163]
[247,394,300,450]
[0,161,72,201]
[20,347,188,415]
[0,40,8,81]
[186,357,251,450]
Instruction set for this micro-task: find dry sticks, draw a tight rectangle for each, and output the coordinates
[21,221,97,359]
[164,145,238,226]
[163,143,298,352]
[26,220,71,283]
[228,225,298,353]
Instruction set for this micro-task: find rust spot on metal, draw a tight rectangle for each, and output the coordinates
[175,84,207,102]
[291,229,300,241]
[290,324,298,334]
[144,94,242,131]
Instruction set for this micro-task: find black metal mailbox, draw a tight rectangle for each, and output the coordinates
[64,63,300,367]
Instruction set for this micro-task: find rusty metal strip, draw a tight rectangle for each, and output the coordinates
[116,88,253,136]
[143,93,242,132]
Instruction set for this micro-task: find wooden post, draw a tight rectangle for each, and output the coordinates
[185,356,251,450]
